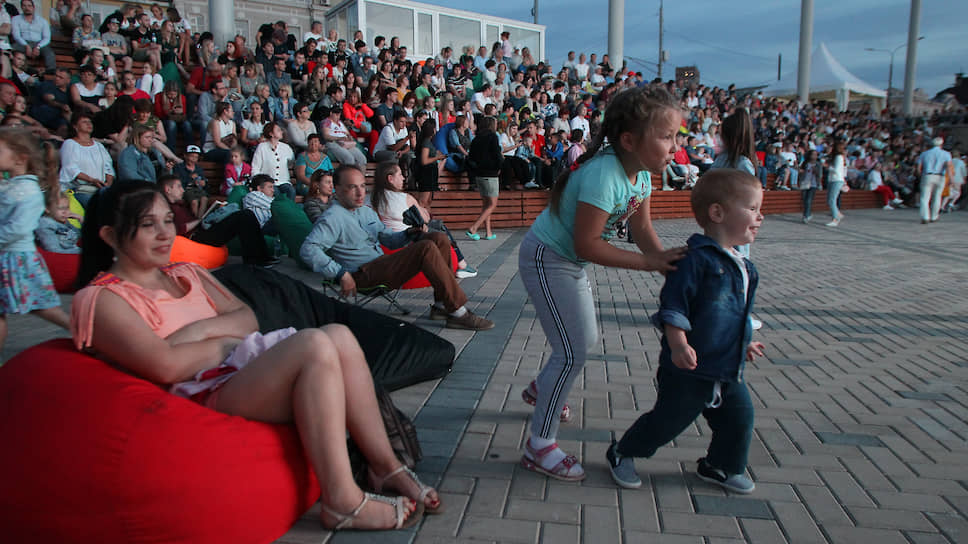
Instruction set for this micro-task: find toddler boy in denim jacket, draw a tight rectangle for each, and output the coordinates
[607,169,766,494]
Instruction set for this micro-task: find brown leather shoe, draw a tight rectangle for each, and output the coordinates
[446,311,494,331]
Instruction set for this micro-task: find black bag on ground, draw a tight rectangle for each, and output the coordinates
[347,385,423,486]
[213,264,455,391]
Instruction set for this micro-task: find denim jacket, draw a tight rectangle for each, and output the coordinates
[651,233,758,383]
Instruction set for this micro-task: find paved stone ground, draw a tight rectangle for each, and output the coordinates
[5,207,966,544]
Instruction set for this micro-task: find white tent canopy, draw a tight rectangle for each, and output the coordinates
[762,42,886,110]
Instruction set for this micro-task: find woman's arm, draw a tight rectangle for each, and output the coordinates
[89,290,244,384]
[164,268,259,346]
[573,201,684,272]
[294,158,309,185]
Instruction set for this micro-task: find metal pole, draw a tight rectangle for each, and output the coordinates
[887,52,894,111]
[902,0,921,115]
[209,0,234,51]
[657,0,663,80]
[777,53,782,81]
[608,0,624,74]
[796,0,814,103]
[533,0,538,24]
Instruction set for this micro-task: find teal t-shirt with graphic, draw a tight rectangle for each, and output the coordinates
[530,146,651,264]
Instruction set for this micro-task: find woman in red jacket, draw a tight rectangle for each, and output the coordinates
[342,89,378,155]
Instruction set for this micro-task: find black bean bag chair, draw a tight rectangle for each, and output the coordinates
[213,264,454,391]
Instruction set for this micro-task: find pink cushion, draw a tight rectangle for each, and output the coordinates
[0,339,319,544]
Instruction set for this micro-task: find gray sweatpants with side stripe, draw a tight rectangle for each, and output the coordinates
[518,230,599,440]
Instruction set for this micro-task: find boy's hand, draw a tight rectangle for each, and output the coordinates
[670,343,697,370]
[746,341,765,362]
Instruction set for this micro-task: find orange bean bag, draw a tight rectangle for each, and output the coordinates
[38,249,81,293]
[381,244,459,290]
[170,235,229,269]
[0,339,320,544]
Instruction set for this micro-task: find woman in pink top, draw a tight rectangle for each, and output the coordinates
[72,182,440,531]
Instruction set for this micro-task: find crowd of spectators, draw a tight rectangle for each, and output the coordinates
[5,0,965,256]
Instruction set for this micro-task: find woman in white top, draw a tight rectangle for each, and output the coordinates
[321,106,367,167]
[286,102,317,153]
[70,66,104,114]
[239,101,267,151]
[59,112,115,206]
[825,140,847,227]
[203,102,237,164]
[369,161,477,278]
[251,123,296,200]
[569,104,590,144]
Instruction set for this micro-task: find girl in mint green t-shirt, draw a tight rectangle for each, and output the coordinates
[517,86,687,481]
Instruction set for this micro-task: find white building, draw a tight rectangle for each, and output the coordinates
[77,0,543,62]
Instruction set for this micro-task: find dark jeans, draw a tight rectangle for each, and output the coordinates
[164,119,194,150]
[275,182,295,200]
[190,209,270,264]
[617,367,754,475]
[801,187,817,218]
[203,148,231,164]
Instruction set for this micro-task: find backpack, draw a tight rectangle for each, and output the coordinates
[347,386,422,486]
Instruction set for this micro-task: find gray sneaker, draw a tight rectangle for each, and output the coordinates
[696,457,755,494]
[446,310,494,331]
[606,440,642,489]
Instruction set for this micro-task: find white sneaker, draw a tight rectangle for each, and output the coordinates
[882,205,894,210]
[524,181,540,189]
[751,318,763,330]
[825,219,840,227]
[891,198,903,206]
[456,266,478,279]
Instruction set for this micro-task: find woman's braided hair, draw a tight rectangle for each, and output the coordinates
[549,85,680,215]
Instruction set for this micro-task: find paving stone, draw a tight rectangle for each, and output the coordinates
[738,519,787,544]
[926,512,968,543]
[769,501,826,544]
[848,506,937,532]
[582,504,622,543]
[505,498,580,524]
[659,511,743,538]
[814,431,886,448]
[897,391,953,401]
[459,516,539,543]
[692,494,773,520]
[539,522,580,543]
[769,358,816,367]
[821,526,909,544]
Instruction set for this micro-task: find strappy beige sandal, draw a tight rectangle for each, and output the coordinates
[321,492,422,530]
[369,465,444,514]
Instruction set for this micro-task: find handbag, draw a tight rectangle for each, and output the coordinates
[347,386,422,486]
[402,205,425,228]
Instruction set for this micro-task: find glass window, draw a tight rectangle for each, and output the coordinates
[347,7,359,38]
[365,1,414,50]
[486,25,499,51]
[336,9,348,40]
[439,14,479,58]
[417,13,432,58]
[505,26,540,61]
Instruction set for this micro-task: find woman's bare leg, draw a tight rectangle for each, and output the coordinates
[469,196,496,235]
[214,328,415,529]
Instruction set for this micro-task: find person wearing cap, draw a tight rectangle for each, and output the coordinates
[915,137,953,224]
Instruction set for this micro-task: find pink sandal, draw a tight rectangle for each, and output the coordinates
[521,380,572,422]
[520,439,585,481]
[368,465,443,514]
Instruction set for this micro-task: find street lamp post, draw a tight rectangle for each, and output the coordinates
[866,36,923,111]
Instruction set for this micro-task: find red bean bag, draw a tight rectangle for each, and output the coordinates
[170,235,229,269]
[38,249,81,293]
[380,244,459,290]
[0,339,320,544]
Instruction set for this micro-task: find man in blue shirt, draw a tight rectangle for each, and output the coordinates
[10,0,54,70]
[915,136,953,223]
[300,165,494,331]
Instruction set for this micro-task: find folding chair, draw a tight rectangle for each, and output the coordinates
[320,279,410,315]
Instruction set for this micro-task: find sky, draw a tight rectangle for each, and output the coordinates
[419,0,967,97]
